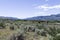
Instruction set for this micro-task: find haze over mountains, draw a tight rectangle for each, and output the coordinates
[25,14,60,21]
[0,16,19,20]
[0,14,60,21]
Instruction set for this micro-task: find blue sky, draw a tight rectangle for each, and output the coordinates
[0,0,60,19]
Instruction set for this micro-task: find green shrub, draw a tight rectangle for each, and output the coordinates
[10,26,14,30]
[0,23,5,28]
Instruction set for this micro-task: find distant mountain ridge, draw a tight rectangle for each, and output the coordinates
[25,14,60,21]
[0,14,60,21]
[0,16,19,20]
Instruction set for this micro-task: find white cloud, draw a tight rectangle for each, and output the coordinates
[35,5,60,11]
[34,10,60,16]
[35,12,50,16]
[34,4,60,16]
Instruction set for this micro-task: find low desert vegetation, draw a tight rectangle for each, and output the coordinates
[0,19,60,40]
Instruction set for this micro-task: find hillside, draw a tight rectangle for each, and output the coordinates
[0,19,60,40]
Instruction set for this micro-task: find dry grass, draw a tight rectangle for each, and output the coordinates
[0,29,17,40]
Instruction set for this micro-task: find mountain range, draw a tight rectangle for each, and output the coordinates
[25,14,60,21]
[0,16,19,20]
[0,14,60,21]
